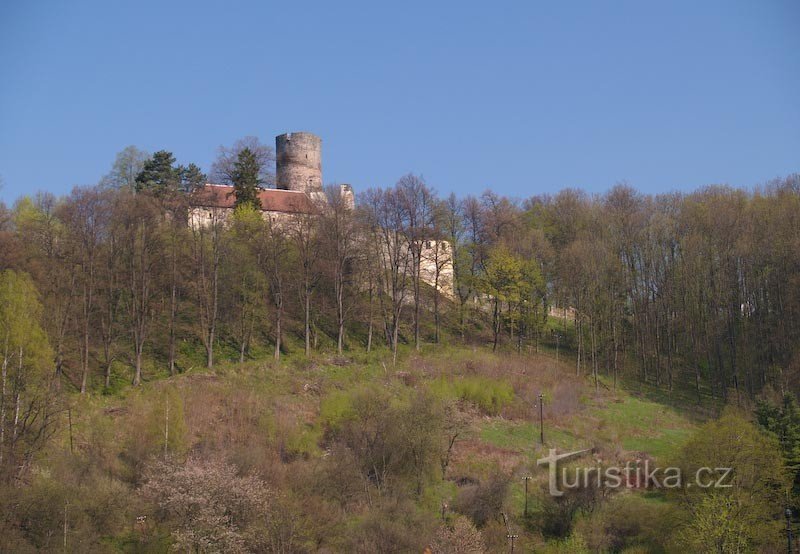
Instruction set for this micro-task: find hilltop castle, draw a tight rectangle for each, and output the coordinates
[189,132,453,297]
[189,131,353,226]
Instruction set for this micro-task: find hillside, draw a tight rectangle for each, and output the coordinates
[2,342,722,552]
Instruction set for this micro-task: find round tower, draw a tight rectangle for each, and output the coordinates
[275,132,322,193]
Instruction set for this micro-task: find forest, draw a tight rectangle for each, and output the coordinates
[1,139,799,552]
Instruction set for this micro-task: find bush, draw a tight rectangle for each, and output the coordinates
[430,516,486,553]
[575,493,673,552]
[320,385,443,495]
[453,472,509,527]
[430,377,514,415]
[140,457,280,553]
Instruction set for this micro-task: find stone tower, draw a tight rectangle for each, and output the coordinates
[275,132,322,194]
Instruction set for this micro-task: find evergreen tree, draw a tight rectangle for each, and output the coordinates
[231,148,262,210]
[179,163,207,193]
[135,150,180,196]
[755,394,800,504]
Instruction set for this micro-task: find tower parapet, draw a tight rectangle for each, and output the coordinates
[275,132,322,194]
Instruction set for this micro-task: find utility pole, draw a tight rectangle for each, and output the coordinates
[522,476,532,517]
[555,332,560,362]
[164,397,169,459]
[539,392,544,445]
[507,533,518,553]
[63,500,68,552]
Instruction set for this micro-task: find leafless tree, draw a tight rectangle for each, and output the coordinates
[320,185,359,354]
[210,136,275,187]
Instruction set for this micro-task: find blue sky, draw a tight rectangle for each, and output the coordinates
[1,0,798,204]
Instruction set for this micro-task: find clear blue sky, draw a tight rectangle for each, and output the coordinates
[1,0,798,204]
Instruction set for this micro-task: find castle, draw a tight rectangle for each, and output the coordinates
[189,132,453,297]
[189,132,352,227]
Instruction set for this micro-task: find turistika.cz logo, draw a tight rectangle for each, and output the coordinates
[536,448,733,497]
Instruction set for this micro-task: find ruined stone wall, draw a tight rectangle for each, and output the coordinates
[276,132,322,193]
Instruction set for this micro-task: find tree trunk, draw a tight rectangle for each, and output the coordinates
[305,286,311,357]
[274,300,282,362]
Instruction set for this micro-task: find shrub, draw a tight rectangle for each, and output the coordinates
[430,516,486,553]
[430,377,514,415]
[453,472,509,527]
[141,457,277,553]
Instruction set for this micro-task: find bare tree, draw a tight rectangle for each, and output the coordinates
[361,188,410,364]
[58,186,112,393]
[289,209,322,357]
[320,185,359,354]
[101,146,149,191]
[115,192,162,385]
[210,136,275,187]
[189,206,226,369]
[396,174,435,350]
[258,215,292,362]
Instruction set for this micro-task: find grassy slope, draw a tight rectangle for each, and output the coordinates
[63,340,709,550]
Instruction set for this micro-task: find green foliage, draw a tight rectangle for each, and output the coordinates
[670,408,787,552]
[232,147,263,209]
[481,245,525,304]
[755,393,800,503]
[0,270,55,482]
[591,396,695,461]
[134,150,181,196]
[179,162,207,193]
[0,270,52,370]
[120,387,188,483]
[541,532,589,554]
[430,376,514,415]
[102,145,149,191]
[575,493,674,553]
[0,465,133,552]
[321,384,443,494]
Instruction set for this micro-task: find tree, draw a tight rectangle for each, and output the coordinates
[289,210,322,357]
[481,245,524,351]
[360,187,410,364]
[755,394,800,505]
[101,146,149,191]
[671,409,788,552]
[231,148,263,210]
[396,174,436,350]
[430,516,486,553]
[189,201,226,369]
[115,192,162,385]
[210,136,274,187]
[134,151,180,197]
[320,185,359,354]
[162,200,190,375]
[257,215,293,362]
[58,186,112,393]
[0,270,57,482]
[13,193,75,389]
[179,163,207,194]
[225,206,267,363]
[142,457,276,553]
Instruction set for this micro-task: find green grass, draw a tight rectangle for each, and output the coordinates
[589,396,696,461]
[479,420,538,451]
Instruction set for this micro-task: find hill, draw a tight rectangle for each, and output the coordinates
[2,343,727,552]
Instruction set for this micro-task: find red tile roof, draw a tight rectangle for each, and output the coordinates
[191,184,317,214]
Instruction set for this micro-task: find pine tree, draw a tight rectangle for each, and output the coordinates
[135,150,180,196]
[231,148,262,210]
[179,163,207,193]
[755,395,800,503]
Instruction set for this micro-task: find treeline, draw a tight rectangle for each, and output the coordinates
[0,140,798,404]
